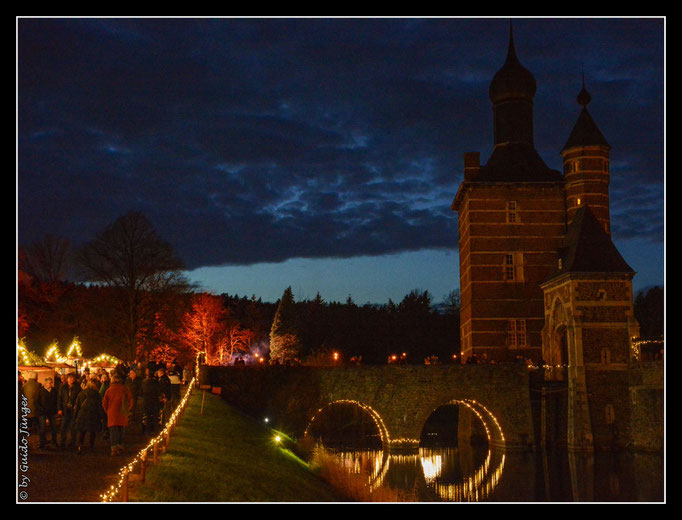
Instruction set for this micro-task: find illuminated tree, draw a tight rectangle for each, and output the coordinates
[269,287,300,363]
[179,293,228,365]
[224,324,254,363]
[77,211,192,361]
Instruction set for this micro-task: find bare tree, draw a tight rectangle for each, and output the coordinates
[20,234,71,283]
[77,211,193,361]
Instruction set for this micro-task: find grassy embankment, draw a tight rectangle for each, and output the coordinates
[130,389,344,502]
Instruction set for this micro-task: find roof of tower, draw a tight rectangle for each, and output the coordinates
[562,82,610,152]
[545,206,634,281]
[488,23,537,104]
[476,141,563,182]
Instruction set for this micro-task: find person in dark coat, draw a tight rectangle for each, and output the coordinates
[74,380,106,454]
[37,376,59,449]
[57,373,81,448]
[125,369,143,431]
[157,368,172,425]
[168,368,182,409]
[20,372,42,431]
[98,371,111,397]
[141,370,161,435]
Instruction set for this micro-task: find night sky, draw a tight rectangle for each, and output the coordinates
[17,17,665,304]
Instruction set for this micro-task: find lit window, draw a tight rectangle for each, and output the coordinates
[576,197,582,206]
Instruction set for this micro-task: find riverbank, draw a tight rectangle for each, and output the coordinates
[130,390,343,502]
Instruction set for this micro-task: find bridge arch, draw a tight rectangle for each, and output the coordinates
[303,399,391,449]
[420,398,506,451]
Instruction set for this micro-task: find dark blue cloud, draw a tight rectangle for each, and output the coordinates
[18,17,664,270]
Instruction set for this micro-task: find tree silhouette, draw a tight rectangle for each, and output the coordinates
[77,211,192,360]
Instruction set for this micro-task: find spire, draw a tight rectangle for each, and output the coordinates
[489,21,536,105]
[562,71,609,152]
[576,66,592,107]
[507,19,517,62]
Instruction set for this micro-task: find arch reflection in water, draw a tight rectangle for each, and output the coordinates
[419,448,506,502]
[331,447,505,501]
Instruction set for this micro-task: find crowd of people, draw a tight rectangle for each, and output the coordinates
[19,359,192,456]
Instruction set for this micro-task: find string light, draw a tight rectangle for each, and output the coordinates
[66,337,83,358]
[90,353,122,366]
[100,352,203,502]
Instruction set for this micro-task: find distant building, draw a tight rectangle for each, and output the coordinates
[452,26,638,367]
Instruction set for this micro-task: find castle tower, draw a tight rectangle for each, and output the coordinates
[540,205,638,451]
[561,77,612,234]
[452,25,566,363]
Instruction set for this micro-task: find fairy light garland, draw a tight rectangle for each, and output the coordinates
[100,352,202,502]
[66,337,83,358]
[89,353,122,366]
[18,341,33,365]
[99,375,197,502]
[304,399,391,448]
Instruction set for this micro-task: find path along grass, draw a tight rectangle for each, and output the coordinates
[130,390,342,502]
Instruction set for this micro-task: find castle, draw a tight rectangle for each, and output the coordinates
[451,27,639,370]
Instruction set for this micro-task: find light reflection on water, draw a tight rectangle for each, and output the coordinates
[331,447,663,502]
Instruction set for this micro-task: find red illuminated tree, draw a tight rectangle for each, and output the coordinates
[178,293,229,365]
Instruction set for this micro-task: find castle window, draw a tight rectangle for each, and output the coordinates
[576,197,582,206]
[598,289,607,301]
[504,252,524,282]
[603,160,609,173]
[507,319,527,348]
[605,404,616,425]
[504,254,515,280]
[506,200,518,223]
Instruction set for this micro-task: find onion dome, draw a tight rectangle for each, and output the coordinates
[489,24,537,104]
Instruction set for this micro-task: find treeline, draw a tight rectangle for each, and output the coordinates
[233,288,461,365]
[634,286,664,339]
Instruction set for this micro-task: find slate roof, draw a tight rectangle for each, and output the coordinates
[545,205,634,281]
[476,141,564,182]
[561,107,610,153]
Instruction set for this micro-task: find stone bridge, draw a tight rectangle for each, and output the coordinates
[203,364,536,452]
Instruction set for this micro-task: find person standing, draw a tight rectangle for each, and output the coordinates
[168,368,182,410]
[156,368,172,425]
[74,380,106,454]
[57,372,81,448]
[37,376,59,449]
[99,371,111,397]
[141,369,161,435]
[21,372,42,437]
[125,369,143,432]
[102,373,134,456]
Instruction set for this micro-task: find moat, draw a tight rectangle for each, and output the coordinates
[329,446,663,502]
